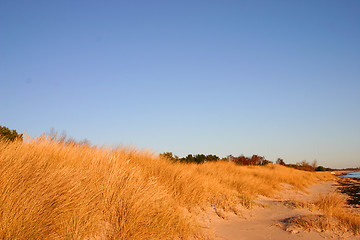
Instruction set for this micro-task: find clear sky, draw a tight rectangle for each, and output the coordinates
[1,1,359,168]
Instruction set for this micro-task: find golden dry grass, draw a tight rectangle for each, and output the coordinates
[0,136,331,239]
[286,193,360,235]
[315,193,360,234]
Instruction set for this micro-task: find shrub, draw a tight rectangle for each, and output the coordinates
[315,166,327,171]
[160,152,219,164]
[0,125,23,142]
[233,154,271,166]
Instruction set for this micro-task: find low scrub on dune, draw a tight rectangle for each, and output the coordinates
[0,136,330,239]
[285,193,360,235]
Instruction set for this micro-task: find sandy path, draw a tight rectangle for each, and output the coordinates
[206,181,359,240]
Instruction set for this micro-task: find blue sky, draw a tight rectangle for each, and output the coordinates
[1,0,359,168]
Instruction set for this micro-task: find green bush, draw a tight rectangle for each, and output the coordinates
[159,152,219,164]
[0,125,23,142]
[315,166,327,171]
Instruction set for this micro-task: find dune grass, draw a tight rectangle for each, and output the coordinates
[0,136,332,239]
[314,193,360,234]
[286,193,360,235]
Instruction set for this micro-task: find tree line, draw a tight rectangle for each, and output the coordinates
[160,152,273,166]
[159,152,221,164]
[160,152,330,171]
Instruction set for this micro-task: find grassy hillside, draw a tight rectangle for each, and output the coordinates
[0,136,332,239]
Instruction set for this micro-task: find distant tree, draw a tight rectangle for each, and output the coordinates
[276,158,286,166]
[260,159,272,165]
[294,160,315,171]
[159,152,177,162]
[0,125,23,142]
[315,166,327,171]
[233,154,270,166]
[184,154,195,163]
[206,154,220,162]
[233,155,248,165]
[250,155,265,165]
[194,154,206,164]
[172,153,220,164]
[281,160,330,172]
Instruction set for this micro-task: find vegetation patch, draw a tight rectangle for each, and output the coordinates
[0,133,343,239]
[284,193,360,235]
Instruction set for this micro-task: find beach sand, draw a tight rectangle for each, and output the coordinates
[202,180,360,240]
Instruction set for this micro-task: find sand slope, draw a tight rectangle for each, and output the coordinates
[207,181,359,240]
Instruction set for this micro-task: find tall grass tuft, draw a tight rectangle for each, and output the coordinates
[315,193,360,234]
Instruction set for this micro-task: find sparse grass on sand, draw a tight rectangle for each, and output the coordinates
[285,193,360,235]
[0,136,350,239]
